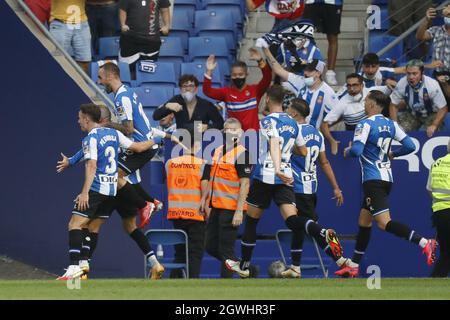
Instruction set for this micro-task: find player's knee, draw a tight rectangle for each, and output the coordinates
[122,217,136,234]
[376,219,388,230]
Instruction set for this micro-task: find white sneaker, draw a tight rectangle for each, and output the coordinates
[225,259,250,278]
[281,265,301,278]
[57,265,84,281]
[325,70,338,86]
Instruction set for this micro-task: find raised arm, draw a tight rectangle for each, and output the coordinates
[262,47,290,81]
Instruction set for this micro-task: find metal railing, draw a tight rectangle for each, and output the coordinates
[377,1,449,58]
[16,0,115,111]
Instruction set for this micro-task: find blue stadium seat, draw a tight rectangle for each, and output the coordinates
[371,0,388,4]
[158,37,185,79]
[170,11,193,52]
[181,62,224,86]
[188,36,231,78]
[203,0,244,34]
[98,37,120,59]
[136,62,177,89]
[133,86,173,108]
[173,4,195,27]
[369,31,404,63]
[195,10,237,52]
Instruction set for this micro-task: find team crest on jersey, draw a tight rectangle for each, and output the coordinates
[245,90,250,97]
[116,105,125,116]
[316,96,323,104]
[354,126,363,136]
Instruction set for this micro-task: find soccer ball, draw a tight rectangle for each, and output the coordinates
[268,260,286,278]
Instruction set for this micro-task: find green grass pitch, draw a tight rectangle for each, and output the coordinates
[0,279,449,300]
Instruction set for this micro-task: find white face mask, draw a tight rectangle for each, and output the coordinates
[181,91,195,103]
[445,17,450,26]
[304,77,316,87]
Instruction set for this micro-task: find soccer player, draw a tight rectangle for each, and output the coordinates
[259,45,337,130]
[57,105,165,279]
[335,91,437,278]
[98,62,170,228]
[282,98,346,278]
[57,104,158,280]
[225,86,344,278]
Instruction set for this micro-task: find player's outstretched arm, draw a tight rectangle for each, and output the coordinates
[318,152,343,206]
[262,47,290,82]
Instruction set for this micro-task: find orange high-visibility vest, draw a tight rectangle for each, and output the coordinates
[210,144,248,211]
[166,155,205,221]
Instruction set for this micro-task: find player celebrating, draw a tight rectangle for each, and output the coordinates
[335,91,437,278]
[282,98,346,278]
[225,86,344,278]
[57,104,157,280]
[98,62,164,228]
[57,105,165,279]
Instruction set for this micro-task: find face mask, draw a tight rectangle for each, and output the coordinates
[304,77,315,87]
[232,77,246,89]
[181,91,195,103]
[445,17,450,26]
[349,93,362,102]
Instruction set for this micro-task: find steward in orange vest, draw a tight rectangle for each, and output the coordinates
[200,118,253,278]
[165,132,209,278]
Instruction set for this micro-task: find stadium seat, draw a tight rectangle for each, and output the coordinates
[181,62,224,86]
[275,230,329,278]
[173,4,195,27]
[203,0,244,29]
[144,229,189,279]
[133,86,173,108]
[158,37,185,79]
[371,0,388,4]
[188,36,231,78]
[98,37,120,59]
[136,62,177,89]
[369,31,404,63]
[170,11,193,53]
[195,10,237,53]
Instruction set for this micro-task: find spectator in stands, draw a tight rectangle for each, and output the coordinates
[153,75,224,131]
[275,20,323,76]
[86,0,119,53]
[417,5,450,105]
[25,0,51,25]
[119,0,171,74]
[302,0,343,86]
[390,60,448,137]
[49,0,92,74]
[165,128,208,278]
[321,73,391,155]
[203,49,272,131]
[246,0,305,30]
[356,53,400,90]
[260,42,337,131]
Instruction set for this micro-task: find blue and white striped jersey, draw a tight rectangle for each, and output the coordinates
[359,67,395,88]
[351,115,407,183]
[277,42,322,75]
[390,75,447,118]
[114,85,152,142]
[292,124,325,194]
[82,127,133,196]
[284,73,338,128]
[254,113,305,185]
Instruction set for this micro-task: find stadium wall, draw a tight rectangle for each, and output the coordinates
[1,1,448,278]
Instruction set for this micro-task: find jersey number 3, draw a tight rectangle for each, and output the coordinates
[105,146,117,174]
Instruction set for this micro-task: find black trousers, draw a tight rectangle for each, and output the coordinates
[431,209,450,278]
[170,219,206,278]
[205,208,240,278]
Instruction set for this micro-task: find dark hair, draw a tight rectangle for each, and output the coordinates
[80,103,101,123]
[346,73,364,83]
[231,61,248,72]
[406,59,425,73]
[100,62,120,77]
[266,85,285,104]
[98,105,112,122]
[290,98,310,118]
[178,74,199,87]
[366,90,391,111]
[362,53,380,66]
